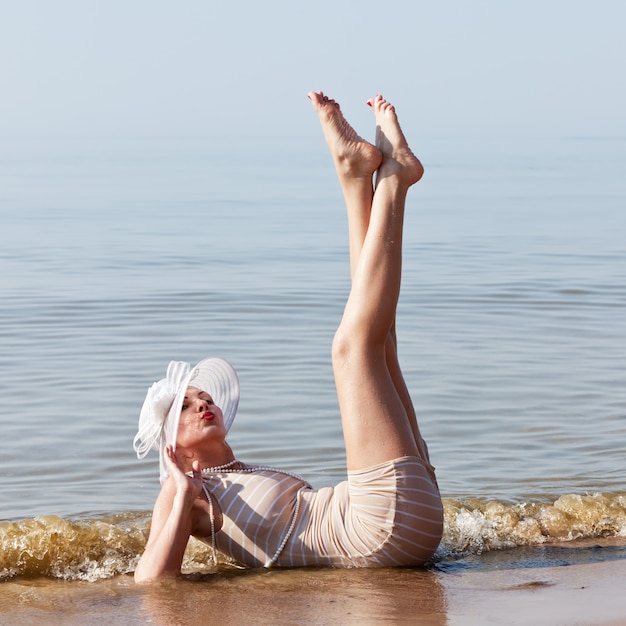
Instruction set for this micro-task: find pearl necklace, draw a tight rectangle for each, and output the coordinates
[200,482,218,568]
[201,460,308,484]
[200,458,241,474]
[199,460,311,568]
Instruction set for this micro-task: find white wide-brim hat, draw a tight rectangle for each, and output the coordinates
[133,357,239,482]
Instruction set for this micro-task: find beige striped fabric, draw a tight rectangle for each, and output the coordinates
[199,456,443,569]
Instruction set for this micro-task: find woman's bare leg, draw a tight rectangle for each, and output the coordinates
[385,322,433,466]
[309,92,428,457]
[307,92,381,277]
[310,92,426,470]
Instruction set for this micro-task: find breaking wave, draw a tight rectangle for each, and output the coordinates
[2,492,625,581]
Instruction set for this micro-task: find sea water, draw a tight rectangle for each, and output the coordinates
[0,133,625,580]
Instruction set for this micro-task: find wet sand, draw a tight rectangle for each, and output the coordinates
[2,538,626,626]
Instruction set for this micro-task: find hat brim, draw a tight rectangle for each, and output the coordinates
[159,357,239,482]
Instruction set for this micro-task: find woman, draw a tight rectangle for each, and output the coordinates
[133,92,444,582]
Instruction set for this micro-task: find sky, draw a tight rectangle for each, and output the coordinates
[1,0,625,141]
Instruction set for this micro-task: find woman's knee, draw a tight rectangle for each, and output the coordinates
[332,323,384,367]
[331,327,350,366]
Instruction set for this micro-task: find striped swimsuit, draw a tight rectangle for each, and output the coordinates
[199,456,443,568]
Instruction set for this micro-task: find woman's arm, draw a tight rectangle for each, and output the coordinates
[134,446,203,583]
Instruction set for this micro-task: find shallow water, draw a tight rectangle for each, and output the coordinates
[2,541,626,626]
[0,133,625,580]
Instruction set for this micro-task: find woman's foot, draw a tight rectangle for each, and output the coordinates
[368,95,424,186]
[308,91,382,179]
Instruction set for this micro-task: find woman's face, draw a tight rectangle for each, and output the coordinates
[176,386,226,448]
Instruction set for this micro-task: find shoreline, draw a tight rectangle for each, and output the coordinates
[2,538,625,625]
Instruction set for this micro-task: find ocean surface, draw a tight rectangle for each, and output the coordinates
[1,132,625,581]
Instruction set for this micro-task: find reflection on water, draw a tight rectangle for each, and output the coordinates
[3,548,626,626]
[0,568,449,626]
[138,567,448,626]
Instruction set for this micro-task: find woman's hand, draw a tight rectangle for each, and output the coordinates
[163,445,204,502]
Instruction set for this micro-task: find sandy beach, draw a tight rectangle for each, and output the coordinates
[2,538,625,626]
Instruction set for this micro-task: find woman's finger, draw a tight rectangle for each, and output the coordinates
[191,460,202,480]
